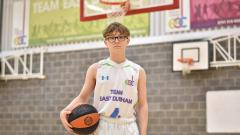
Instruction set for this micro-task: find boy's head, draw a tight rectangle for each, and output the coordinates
[103,22,130,38]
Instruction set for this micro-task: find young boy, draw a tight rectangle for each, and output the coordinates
[60,22,148,135]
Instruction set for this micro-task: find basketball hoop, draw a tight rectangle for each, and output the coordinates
[177,58,193,75]
[99,0,130,24]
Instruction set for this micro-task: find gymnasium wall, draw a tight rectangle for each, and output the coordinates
[0,42,240,135]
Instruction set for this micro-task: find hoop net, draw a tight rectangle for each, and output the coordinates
[100,0,130,24]
[177,58,193,75]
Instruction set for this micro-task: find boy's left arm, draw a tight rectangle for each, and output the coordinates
[137,67,148,135]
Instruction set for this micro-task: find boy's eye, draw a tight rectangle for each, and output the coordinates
[118,36,126,40]
[109,37,115,40]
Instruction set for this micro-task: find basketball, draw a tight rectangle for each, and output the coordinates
[67,104,100,135]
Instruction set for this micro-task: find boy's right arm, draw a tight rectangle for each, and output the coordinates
[59,63,98,133]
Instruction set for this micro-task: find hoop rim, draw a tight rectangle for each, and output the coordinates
[177,58,193,64]
[99,0,127,5]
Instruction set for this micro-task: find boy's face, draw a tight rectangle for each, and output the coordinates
[104,31,130,53]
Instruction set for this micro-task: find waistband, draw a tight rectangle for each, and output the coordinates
[100,116,136,125]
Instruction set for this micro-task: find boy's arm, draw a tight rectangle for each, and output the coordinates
[60,63,98,133]
[137,67,148,135]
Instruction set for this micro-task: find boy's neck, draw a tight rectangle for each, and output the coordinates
[109,54,126,64]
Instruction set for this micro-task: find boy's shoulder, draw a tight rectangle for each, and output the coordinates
[98,58,108,64]
[98,58,113,67]
[126,59,141,68]
[121,59,144,74]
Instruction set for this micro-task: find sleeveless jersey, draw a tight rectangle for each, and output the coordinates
[93,58,140,123]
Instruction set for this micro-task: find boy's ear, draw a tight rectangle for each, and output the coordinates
[127,38,130,44]
[104,40,109,47]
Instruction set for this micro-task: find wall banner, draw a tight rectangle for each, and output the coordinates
[165,0,190,33]
[190,0,240,29]
[12,0,29,48]
[29,0,149,46]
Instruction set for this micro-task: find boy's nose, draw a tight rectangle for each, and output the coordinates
[114,37,120,42]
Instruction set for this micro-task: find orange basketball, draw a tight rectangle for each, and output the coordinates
[68,104,100,134]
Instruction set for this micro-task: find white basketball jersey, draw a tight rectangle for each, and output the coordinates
[93,58,140,122]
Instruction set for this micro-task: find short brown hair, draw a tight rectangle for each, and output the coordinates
[102,22,130,38]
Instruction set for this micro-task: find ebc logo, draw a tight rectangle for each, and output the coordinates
[125,75,134,86]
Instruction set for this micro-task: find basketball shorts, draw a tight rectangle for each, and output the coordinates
[91,117,139,135]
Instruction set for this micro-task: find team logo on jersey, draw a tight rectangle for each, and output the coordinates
[110,108,120,118]
[101,75,109,80]
[125,75,134,86]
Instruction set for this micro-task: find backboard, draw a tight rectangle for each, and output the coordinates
[172,41,209,72]
[80,0,179,22]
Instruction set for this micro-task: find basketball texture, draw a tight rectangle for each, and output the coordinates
[68,104,100,135]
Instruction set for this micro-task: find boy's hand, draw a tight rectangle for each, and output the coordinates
[60,110,77,134]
